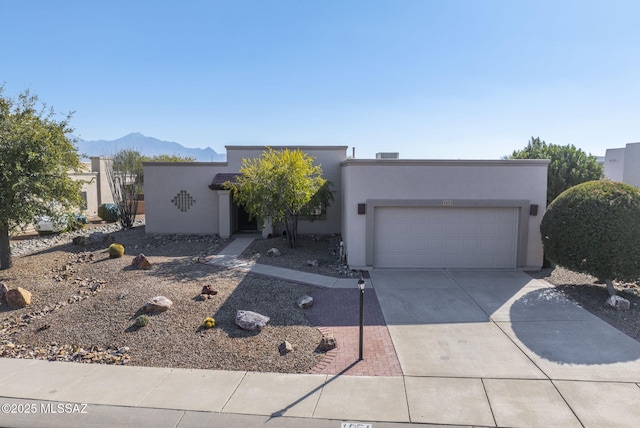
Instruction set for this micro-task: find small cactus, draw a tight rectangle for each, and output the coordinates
[109,243,125,258]
[135,314,150,328]
[202,317,216,329]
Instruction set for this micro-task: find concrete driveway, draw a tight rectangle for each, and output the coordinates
[369,269,640,427]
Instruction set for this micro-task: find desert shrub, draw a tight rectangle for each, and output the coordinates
[98,204,119,222]
[65,214,88,232]
[202,317,216,329]
[540,180,640,293]
[135,315,150,328]
[108,243,125,258]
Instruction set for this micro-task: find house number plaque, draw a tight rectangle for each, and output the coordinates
[442,200,454,207]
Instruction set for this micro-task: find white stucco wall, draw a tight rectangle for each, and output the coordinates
[341,159,550,270]
[603,148,625,182]
[622,143,640,187]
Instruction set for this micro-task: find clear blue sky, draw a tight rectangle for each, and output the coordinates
[2,0,638,159]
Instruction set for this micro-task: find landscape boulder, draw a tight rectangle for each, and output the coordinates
[143,296,173,314]
[266,248,281,257]
[132,253,152,270]
[297,295,314,309]
[91,232,114,243]
[279,340,294,355]
[318,334,337,352]
[606,295,631,311]
[201,285,218,296]
[235,310,270,331]
[72,235,91,245]
[6,287,32,309]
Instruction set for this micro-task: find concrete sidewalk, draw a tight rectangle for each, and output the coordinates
[2,237,640,427]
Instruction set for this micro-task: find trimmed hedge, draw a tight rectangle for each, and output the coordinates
[540,180,640,281]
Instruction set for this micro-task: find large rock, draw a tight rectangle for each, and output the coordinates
[235,310,270,331]
[90,232,114,243]
[143,296,173,314]
[6,287,32,309]
[318,334,337,352]
[132,253,152,270]
[279,340,294,355]
[201,285,218,296]
[606,295,631,311]
[266,248,281,257]
[297,295,314,309]
[72,235,91,245]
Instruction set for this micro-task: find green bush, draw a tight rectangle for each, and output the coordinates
[98,204,119,222]
[135,315,150,328]
[540,180,640,283]
[108,243,125,258]
[65,214,88,232]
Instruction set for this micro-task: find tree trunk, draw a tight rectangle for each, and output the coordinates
[0,225,13,270]
[284,213,299,248]
[605,279,617,297]
[291,214,299,248]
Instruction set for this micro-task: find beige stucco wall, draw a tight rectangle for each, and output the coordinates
[144,146,347,235]
[90,157,115,206]
[144,162,225,234]
[341,159,550,270]
[71,171,99,216]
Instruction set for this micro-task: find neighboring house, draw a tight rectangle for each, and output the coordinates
[603,142,640,187]
[69,157,115,217]
[144,147,549,270]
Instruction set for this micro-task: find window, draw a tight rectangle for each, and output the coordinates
[80,191,88,210]
[301,204,327,221]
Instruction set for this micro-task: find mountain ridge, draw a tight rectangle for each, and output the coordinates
[75,133,226,162]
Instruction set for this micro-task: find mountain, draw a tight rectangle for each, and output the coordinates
[75,133,226,162]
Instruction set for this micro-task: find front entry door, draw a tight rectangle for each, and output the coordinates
[236,204,258,232]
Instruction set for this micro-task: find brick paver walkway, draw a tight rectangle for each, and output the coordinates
[305,287,403,376]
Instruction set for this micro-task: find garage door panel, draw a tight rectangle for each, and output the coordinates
[496,239,514,251]
[462,239,479,250]
[374,206,518,268]
[408,239,426,250]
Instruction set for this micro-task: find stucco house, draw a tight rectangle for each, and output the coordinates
[67,157,115,218]
[144,146,549,271]
[603,142,640,187]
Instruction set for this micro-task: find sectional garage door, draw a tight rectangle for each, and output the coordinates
[373,206,519,268]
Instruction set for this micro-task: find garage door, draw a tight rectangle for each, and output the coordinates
[373,206,518,268]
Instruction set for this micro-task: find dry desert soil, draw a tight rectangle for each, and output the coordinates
[1,223,639,373]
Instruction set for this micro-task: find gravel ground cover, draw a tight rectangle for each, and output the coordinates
[240,233,354,277]
[1,225,323,373]
[2,224,639,374]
